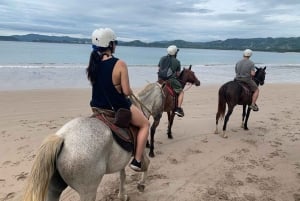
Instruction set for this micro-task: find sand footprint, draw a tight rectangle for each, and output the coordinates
[167,156,179,164]
[15,171,29,181]
[185,148,202,154]
[2,161,11,167]
[294,194,300,201]
[1,192,16,201]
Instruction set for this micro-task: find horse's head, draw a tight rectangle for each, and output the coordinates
[179,65,201,87]
[254,66,266,86]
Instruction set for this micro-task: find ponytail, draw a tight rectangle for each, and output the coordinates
[86,50,103,84]
[86,45,111,84]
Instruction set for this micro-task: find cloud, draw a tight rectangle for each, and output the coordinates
[0,0,300,42]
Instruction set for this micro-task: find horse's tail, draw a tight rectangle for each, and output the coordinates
[23,134,64,201]
[216,85,227,121]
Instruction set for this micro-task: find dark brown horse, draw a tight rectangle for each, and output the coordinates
[214,66,266,138]
[133,65,200,157]
[160,65,201,136]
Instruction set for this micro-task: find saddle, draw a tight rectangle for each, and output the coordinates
[90,107,138,154]
[234,79,252,101]
[157,79,176,97]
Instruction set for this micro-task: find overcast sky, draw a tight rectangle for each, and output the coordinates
[1,0,300,42]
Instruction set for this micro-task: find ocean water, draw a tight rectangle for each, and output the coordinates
[0,41,299,90]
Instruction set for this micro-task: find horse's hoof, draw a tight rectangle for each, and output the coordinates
[118,194,129,201]
[222,134,228,138]
[149,152,155,158]
[214,130,219,134]
[137,183,145,192]
[167,133,173,139]
[244,127,249,130]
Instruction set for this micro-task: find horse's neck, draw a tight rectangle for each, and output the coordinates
[179,71,188,88]
[253,76,260,86]
[137,83,164,117]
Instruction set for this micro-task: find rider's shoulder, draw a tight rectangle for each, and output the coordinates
[115,59,127,67]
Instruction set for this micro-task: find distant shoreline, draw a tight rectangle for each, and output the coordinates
[1,34,300,53]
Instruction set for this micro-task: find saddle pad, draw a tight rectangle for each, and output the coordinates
[94,114,134,152]
[157,79,176,97]
[235,80,252,98]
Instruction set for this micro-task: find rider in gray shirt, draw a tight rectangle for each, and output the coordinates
[235,49,259,111]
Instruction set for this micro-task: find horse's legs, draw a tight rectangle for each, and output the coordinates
[137,153,150,192]
[118,169,129,201]
[137,171,148,192]
[215,112,220,134]
[241,105,247,128]
[47,170,68,201]
[77,179,102,201]
[73,173,104,201]
[167,111,175,139]
[243,106,252,130]
[149,114,162,157]
[222,105,234,138]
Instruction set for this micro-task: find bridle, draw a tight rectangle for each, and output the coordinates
[253,69,265,85]
[178,69,195,87]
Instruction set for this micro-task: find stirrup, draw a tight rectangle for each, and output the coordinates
[250,104,259,111]
[174,107,184,117]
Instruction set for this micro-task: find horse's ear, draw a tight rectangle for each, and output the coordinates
[255,66,259,71]
[263,66,266,70]
[189,64,192,70]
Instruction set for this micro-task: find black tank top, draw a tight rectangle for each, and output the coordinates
[90,57,132,111]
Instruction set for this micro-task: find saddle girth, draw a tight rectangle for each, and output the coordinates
[157,79,178,110]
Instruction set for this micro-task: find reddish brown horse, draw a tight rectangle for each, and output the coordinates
[133,65,200,157]
[215,66,266,138]
[159,65,201,138]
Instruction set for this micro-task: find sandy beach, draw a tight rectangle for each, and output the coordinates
[1,83,300,201]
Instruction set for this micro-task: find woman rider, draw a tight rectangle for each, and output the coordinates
[86,28,150,171]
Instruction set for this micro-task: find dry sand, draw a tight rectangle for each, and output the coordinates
[1,84,300,201]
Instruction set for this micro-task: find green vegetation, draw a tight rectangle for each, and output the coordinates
[1,34,300,52]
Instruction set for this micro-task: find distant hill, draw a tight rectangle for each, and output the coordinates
[1,34,300,52]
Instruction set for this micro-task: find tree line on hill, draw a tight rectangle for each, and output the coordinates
[0,34,299,53]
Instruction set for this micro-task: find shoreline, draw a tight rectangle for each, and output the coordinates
[1,64,300,91]
[1,83,300,201]
[0,80,300,94]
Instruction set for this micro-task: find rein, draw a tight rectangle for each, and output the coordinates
[130,94,152,116]
[178,69,193,90]
[253,72,263,85]
[253,77,260,85]
[183,83,193,91]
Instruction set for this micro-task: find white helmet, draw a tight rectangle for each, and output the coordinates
[167,45,179,56]
[243,49,252,57]
[92,28,117,47]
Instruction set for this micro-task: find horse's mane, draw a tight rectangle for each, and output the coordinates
[138,83,157,97]
[179,69,185,78]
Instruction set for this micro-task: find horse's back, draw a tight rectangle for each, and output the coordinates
[56,116,112,155]
[55,116,130,189]
[219,80,249,105]
[219,80,241,93]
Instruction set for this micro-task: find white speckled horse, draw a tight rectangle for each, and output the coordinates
[22,116,150,201]
[132,65,200,157]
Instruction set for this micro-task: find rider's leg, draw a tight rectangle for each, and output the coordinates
[252,88,259,105]
[250,88,259,111]
[174,91,185,117]
[177,91,184,108]
[247,79,259,111]
[129,105,150,171]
